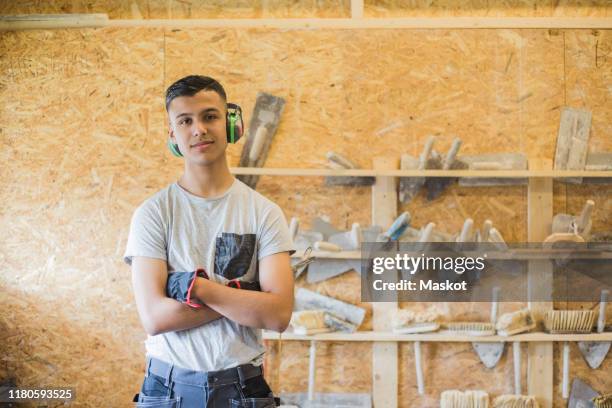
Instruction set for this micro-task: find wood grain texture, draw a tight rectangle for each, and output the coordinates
[0,22,610,408]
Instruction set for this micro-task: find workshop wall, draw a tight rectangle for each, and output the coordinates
[0,2,610,407]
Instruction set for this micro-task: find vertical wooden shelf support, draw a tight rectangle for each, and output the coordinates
[372,157,399,408]
[527,158,554,408]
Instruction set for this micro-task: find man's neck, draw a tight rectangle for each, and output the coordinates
[178,157,235,198]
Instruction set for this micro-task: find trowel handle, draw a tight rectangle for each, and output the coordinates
[249,126,268,163]
[482,220,493,242]
[490,286,500,324]
[598,289,609,333]
[489,228,509,251]
[386,212,411,241]
[350,223,362,249]
[457,218,474,243]
[577,200,594,231]
[562,342,570,399]
[443,138,462,170]
[326,151,356,170]
[419,136,435,170]
[418,222,436,243]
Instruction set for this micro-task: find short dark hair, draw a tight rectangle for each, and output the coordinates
[165,75,227,111]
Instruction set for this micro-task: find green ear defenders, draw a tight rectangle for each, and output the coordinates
[167,102,244,157]
[226,103,244,144]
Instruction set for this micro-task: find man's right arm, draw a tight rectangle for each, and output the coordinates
[131,256,221,336]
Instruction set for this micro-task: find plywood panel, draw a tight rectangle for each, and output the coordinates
[1,25,611,408]
[0,27,166,407]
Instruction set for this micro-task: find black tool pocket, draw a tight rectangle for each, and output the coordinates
[214,233,256,280]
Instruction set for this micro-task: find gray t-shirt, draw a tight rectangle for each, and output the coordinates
[123,178,295,372]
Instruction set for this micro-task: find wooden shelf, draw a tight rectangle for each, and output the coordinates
[230,167,612,178]
[5,15,610,31]
[263,330,612,343]
[291,248,612,260]
[107,17,612,29]
[291,250,360,259]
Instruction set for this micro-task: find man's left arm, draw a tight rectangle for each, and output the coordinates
[191,251,294,332]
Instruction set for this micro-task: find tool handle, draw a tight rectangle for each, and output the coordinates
[326,151,356,169]
[490,286,500,324]
[443,138,462,170]
[562,341,570,399]
[513,342,522,395]
[414,341,425,395]
[418,222,436,243]
[308,341,316,401]
[489,228,509,251]
[418,136,435,170]
[249,126,268,163]
[350,223,362,249]
[577,199,594,231]
[314,241,342,252]
[598,289,609,333]
[386,212,411,241]
[481,220,493,242]
[457,218,474,243]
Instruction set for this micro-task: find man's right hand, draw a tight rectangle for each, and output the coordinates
[166,269,262,308]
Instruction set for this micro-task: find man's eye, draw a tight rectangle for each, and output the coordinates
[179,118,192,125]
[205,115,217,121]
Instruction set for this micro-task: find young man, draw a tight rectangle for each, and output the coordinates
[124,75,295,407]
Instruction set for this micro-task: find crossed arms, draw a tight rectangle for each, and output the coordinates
[131,253,294,336]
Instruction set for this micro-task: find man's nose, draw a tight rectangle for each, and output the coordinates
[194,119,207,136]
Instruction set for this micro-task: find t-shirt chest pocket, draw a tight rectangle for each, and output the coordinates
[214,233,257,280]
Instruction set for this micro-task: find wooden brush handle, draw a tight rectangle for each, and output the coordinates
[314,241,342,252]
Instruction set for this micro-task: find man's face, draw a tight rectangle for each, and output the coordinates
[168,90,227,166]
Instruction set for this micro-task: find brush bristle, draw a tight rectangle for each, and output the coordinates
[496,309,536,336]
[493,395,539,408]
[443,322,496,336]
[441,390,489,408]
[593,394,612,408]
[544,310,595,334]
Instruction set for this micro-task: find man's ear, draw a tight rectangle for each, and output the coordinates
[168,128,175,142]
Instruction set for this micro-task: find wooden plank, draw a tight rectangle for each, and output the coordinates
[263,331,612,342]
[527,158,554,408]
[0,13,108,30]
[3,15,610,31]
[290,249,612,260]
[351,0,364,19]
[106,17,612,29]
[372,156,399,408]
[229,167,612,178]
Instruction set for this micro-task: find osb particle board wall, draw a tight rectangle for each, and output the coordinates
[1,23,610,408]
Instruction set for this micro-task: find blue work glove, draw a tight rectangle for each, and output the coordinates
[166,269,261,309]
